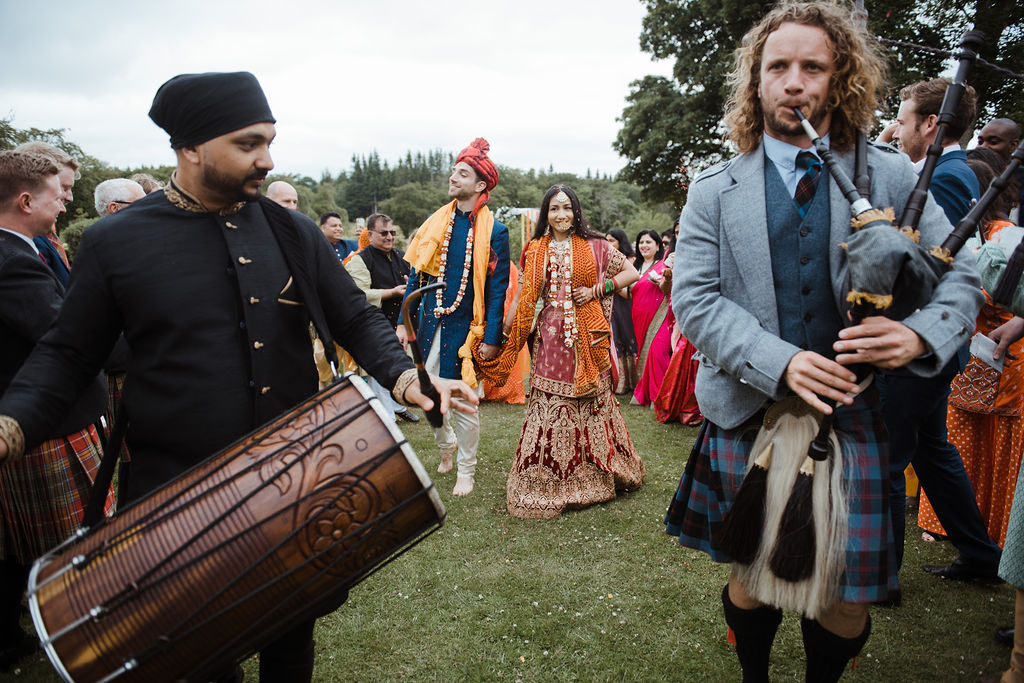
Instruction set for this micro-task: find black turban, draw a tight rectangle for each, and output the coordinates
[149,71,276,149]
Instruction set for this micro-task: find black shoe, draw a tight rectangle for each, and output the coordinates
[395,408,420,423]
[922,557,1002,583]
[0,633,39,672]
[997,626,1014,647]
[876,588,902,607]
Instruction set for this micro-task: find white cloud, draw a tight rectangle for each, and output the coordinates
[0,0,673,177]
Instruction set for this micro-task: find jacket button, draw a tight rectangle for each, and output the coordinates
[249,296,260,304]
[800,256,810,265]
[239,321,246,329]
[941,311,950,320]
[745,360,753,368]
[254,341,264,349]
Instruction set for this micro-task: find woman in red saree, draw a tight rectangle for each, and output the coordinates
[474,185,644,519]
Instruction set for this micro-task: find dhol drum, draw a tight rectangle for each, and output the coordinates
[28,374,445,682]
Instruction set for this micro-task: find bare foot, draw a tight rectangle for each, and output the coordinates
[452,475,474,496]
[437,446,455,474]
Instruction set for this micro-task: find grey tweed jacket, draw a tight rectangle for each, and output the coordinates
[671,141,984,429]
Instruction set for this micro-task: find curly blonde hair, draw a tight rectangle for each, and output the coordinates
[723,0,887,154]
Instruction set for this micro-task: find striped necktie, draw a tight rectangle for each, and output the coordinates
[793,151,821,219]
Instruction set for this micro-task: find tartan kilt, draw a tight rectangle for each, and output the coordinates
[0,425,114,563]
[665,387,897,604]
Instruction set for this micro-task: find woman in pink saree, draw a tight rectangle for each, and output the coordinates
[632,248,676,406]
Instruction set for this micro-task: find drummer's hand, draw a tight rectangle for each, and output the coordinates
[395,325,409,351]
[784,350,859,414]
[991,317,1024,361]
[834,316,925,369]
[404,375,479,415]
[478,343,500,361]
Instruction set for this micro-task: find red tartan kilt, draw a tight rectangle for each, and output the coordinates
[0,425,113,563]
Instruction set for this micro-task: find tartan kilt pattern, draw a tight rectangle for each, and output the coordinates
[0,424,114,563]
[665,389,897,604]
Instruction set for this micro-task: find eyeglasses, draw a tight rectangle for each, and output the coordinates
[375,230,397,236]
[111,200,133,205]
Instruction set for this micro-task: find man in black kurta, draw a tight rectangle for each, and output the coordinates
[0,71,473,683]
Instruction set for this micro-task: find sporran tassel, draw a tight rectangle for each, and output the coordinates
[769,456,816,581]
[715,444,773,564]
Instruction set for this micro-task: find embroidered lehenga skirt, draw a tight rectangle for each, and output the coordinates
[506,305,645,519]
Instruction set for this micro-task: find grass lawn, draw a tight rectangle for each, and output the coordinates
[10,401,1016,681]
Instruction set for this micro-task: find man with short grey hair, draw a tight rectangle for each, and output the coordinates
[94,178,145,217]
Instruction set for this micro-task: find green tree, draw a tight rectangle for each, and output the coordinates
[616,0,1023,204]
[379,182,448,236]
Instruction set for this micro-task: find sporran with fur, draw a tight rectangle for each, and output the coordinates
[732,401,849,620]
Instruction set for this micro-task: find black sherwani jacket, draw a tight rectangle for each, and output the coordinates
[0,185,413,500]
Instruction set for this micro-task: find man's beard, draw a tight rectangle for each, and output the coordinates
[764,102,828,140]
[202,163,267,203]
[448,183,475,201]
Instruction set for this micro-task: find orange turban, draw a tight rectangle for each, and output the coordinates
[456,137,499,222]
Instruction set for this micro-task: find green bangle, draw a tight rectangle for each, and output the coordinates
[604,279,615,295]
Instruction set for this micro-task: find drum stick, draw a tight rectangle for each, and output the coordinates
[400,283,446,428]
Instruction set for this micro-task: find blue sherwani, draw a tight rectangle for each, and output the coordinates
[401,207,509,380]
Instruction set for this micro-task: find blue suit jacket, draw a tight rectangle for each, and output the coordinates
[929,150,980,226]
[672,142,984,429]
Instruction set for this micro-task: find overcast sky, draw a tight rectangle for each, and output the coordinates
[0,0,675,179]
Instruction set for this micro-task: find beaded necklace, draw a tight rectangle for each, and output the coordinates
[433,210,474,318]
[547,237,578,347]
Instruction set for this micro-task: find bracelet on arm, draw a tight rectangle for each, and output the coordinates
[604,278,615,295]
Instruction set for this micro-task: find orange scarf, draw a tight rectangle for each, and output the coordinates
[405,200,495,387]
[474,234,609,396]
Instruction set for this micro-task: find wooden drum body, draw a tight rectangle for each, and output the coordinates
[29,375,445,683]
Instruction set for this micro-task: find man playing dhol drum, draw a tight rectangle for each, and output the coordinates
[0,71,476,682]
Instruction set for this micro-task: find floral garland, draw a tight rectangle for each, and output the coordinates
[547,239,579,347]
[433,211,474,318]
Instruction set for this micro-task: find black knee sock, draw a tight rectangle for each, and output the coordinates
[721,584,784,683]
[801,615,871,683]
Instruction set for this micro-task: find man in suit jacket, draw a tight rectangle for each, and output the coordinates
[668,5,983,681]
[882,77,1003,584]
[0,150,109,671]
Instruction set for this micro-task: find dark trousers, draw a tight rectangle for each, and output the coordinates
[878,371,1001,570]
[0,558,28,640]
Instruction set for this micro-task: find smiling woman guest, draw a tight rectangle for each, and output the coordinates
[474,185,644,519]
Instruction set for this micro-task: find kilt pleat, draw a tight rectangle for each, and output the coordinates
[0,425,114,563]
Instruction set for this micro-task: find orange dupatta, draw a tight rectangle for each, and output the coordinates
[474,234,609,397]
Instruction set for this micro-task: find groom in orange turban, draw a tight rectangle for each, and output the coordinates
[400,138,510,496]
